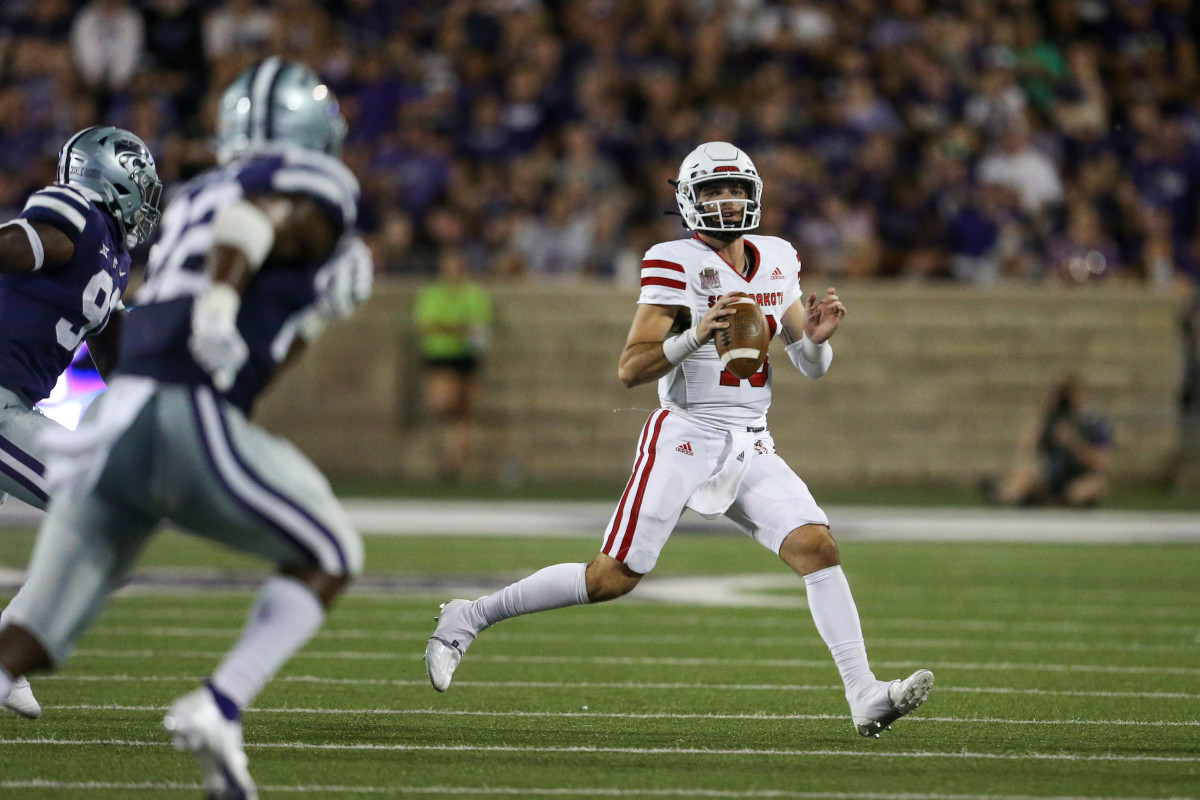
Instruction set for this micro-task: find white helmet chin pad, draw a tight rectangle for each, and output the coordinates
[674,141,763,235]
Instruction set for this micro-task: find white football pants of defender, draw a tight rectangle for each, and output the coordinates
[0,385,55,510]
[601,409,829,572]
[2,381,362,667]
[0,385,57,653]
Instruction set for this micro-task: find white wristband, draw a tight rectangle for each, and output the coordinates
[785,334,833,378]
[211,198,276,270]
[800,333,828,362]
[4,219,45,270]
[662,328,701,365]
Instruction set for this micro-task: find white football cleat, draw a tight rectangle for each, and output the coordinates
[851,669,934,738]
[3,676,41,719]
[163,686,258,800]
[424,599,477,692]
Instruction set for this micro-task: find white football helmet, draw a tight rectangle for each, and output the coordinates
[674,142,763,236]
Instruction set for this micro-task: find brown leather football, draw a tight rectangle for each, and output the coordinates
[714,292,770,380]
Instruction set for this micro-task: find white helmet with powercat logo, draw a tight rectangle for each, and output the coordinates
[57,125,162,249]
[215,56,348,164]
[674,141,763,237]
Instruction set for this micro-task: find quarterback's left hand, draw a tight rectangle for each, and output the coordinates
[803,287,846,344]
[314,236,373,322]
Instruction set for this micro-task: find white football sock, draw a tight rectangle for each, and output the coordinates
[1,582,31,623]
[803,565,876,701]
[471,563,590,630]
[210,576,325,713]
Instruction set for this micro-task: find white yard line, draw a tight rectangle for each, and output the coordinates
[89,626,1197,655]
[0,783,1192,800]
[0,738,1196,763]
[32,673,1200,700]
[69,648,1200,677]
[78,598,1200,637]
[43,704,1200,727]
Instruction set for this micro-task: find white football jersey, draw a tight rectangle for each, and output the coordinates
[638,234,804,427]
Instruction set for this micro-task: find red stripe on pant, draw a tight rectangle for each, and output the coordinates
[602,410,660,555]
[607,410,669,563]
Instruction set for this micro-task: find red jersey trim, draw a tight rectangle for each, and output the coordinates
[641,276,686,290]
[642,259,684,273]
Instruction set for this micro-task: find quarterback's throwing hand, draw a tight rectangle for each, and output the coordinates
[804,287,846,345]
[189,283,249,391]
[695,293,741,344]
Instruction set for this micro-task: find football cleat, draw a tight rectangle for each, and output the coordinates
[2,676,41,719]
[851,669,934,738]
[424,599,477,692]
[163,686,258,800]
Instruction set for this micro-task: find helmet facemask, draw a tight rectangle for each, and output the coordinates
[109,150,162,249]
[678,174,763,239]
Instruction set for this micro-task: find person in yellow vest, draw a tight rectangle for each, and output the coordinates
[414,250,492,481]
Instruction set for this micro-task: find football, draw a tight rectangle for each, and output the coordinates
[714,292,770,379]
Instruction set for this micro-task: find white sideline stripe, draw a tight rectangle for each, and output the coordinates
[33,674,1200,699]
[1,785,1189,800]
[1,738,1196,763]
[89,625,1197,655]
[45,704,1200,727]
[4,498,1200,542]
[69,648,1200,676]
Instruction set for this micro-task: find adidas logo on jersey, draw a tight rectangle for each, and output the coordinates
[676,442,694,456]
[771,267,786,280]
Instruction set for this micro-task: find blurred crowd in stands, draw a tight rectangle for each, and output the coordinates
[1,0,1199,286]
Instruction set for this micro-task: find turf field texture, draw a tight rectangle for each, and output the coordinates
[0,505,1197,800]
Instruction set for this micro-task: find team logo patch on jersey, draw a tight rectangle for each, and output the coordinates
[676,442,694,456]
[770,267,785,280]
[755,440,770,455]
[700,268,721,290]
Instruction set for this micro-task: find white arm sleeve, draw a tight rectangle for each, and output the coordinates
[785,334,833,379]
[2,219,45,270]
[210,198,276,270]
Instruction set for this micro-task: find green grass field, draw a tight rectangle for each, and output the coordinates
[0,522,1197,799]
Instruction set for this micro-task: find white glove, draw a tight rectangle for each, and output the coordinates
[299,236,374,341]
[316,236,373,321]
[189,282,248,391]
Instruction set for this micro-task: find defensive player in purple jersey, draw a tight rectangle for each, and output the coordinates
[0,125,161,719]
[0,58,371,799]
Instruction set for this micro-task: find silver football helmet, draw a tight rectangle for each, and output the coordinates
[57,125,162,250]
[215,57,348,163]
[674,142,763,236]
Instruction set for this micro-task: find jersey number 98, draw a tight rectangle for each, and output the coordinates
[56,270,118,351]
